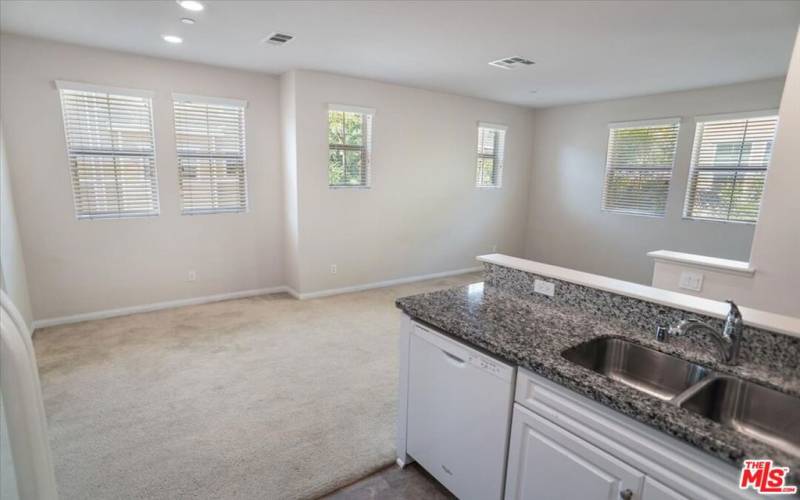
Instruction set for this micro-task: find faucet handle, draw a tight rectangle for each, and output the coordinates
[655,310,670,341]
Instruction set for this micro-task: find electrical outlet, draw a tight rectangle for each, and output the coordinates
[491,244,498,252]
[679,271,703,292]
[187,270,197,282]
[330,264,337,274]
[534,279,555,297]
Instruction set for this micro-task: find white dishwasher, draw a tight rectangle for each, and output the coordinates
[406,323,516,500]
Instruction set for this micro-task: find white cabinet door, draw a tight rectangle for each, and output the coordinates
[642,477,688,500]
[505,403,644,500]
[642,477,687,500]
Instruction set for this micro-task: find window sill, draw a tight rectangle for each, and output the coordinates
[77,213,159,221]
[647,250,755,276]
[682,215,756,225]
[601,208,665,219]
[181,209,248,216]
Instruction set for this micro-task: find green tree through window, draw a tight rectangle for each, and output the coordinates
[328,108,372,187]
[602,120,680,216]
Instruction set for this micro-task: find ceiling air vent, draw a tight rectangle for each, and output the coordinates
[488,56,535,70]
[264,32,294,45]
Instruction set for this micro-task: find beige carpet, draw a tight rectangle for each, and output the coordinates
[33,273,481,500]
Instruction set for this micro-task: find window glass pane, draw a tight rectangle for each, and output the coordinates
[479,129,496,155]
[328,149,343,185]
[344,149,364,184]
[344,112,363,146]
[477,157,495,186]
[328,111,345,145]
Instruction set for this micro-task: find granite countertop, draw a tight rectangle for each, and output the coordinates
[396,281,800,474]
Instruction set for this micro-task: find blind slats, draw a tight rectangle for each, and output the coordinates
[476,125,505,187]
[174,100,247,214]
[683,115,777,223]
[328,109,373,187]
[58,88,159,219]
[602,121,680,217]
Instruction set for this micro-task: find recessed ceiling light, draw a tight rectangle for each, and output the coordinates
[181,17,196,25]
[177,0,204,12]
[162,35,183,44]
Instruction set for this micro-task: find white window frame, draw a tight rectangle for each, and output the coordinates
[56,80,160,220]
[601,117,681,218]
[172,93,249,215]
[328,103,374,189]
[682,110,779,224]
[476,122,507,188]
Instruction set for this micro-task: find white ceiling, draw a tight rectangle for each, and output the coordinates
[2,0,799,107]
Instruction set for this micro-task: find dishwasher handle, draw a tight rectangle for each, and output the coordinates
[441,349,466,367]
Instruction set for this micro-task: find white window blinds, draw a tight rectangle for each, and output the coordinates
[57,81,159,219]
[684,112,778,223]
[476,122,506,188]
[328,104,374,188]
[173,94,248,214]
[602,118,680,217]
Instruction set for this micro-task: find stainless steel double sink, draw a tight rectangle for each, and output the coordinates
[562,337,800,456]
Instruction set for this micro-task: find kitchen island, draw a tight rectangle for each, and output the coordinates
[395,255,800,499]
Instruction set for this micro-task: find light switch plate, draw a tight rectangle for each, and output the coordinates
[679,271,703,292]
[534,279,555,297]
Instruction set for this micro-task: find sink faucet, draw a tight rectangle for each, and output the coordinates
[668,300,743,365]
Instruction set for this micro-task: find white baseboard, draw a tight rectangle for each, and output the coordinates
[32,286,289,330]
[284,287,302,300]
[289,266,483,300]
[31,266,484,330]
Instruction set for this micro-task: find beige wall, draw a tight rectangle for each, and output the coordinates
[524,78,784,285]
[747,29,800,317]
[651,261,759,305]
[280,72,301,292]
[0,35,284,321]
[651,29,800,318]
[0,125,34,331]
[286,70,535,294]
[0,36,535,318]
[5,33,791,320]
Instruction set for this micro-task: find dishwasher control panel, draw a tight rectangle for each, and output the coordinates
[468,354,506,377]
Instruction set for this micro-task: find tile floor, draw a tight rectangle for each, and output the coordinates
[322,463,455,500]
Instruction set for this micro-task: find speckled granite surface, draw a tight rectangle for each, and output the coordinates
[485,263,800,371]
[395,279,800,477]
